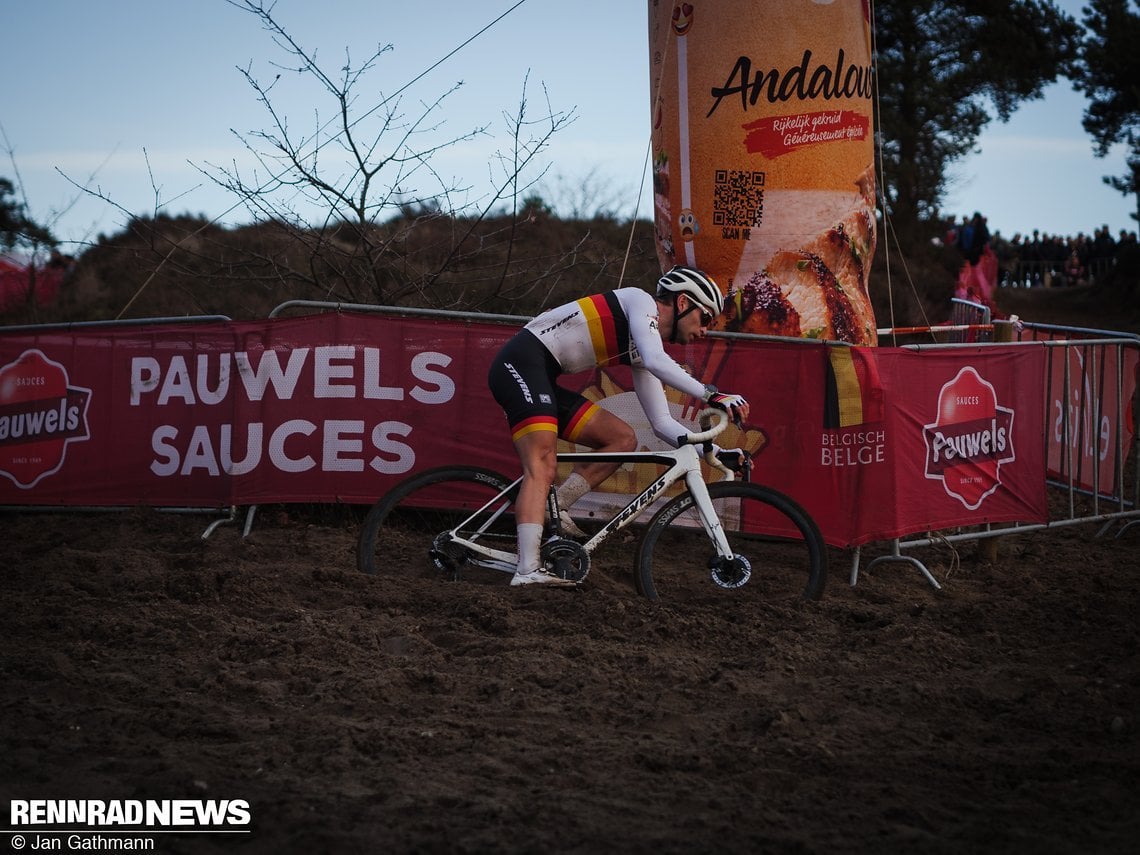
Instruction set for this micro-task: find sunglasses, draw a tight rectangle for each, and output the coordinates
[675,295,715,327]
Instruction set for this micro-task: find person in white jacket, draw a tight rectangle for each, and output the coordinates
[487,266,750,586]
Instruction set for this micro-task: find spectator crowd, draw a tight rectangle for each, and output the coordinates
[945,213,1138,289]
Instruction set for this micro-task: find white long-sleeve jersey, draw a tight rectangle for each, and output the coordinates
[524,288,707,447]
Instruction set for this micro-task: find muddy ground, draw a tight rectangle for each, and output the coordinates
[1,498,1137,854]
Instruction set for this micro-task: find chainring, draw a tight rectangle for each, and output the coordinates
[540,537,591,583]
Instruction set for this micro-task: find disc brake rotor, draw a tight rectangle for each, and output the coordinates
[709,554,752,589]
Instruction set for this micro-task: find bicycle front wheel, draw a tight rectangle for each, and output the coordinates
[356,466,517,578]
[635,481,827,602]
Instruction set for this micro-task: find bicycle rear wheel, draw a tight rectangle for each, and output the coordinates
[635,481,827,602]
[356,466,517,578]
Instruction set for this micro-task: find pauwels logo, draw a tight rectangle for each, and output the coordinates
[0,349,92,488]
[923,367,1014,510]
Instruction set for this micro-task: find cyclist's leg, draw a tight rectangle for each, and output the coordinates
[557,392,636,489]
[488,331,563,577]
[513,429,558,572]
[513,429,558,526]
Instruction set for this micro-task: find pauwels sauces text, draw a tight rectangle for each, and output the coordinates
[130,346,452,477]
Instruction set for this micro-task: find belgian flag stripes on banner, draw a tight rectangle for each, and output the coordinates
[823,346,884,429]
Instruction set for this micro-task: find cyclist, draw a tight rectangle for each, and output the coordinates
[487,265,750,586]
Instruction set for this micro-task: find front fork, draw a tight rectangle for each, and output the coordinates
[684,468,735,560]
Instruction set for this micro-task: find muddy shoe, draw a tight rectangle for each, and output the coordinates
[510,568,579,587]
[558,509,588,539]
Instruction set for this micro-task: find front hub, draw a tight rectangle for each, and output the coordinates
[709,554,752,589]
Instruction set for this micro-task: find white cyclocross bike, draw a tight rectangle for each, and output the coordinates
[357,408,827,601]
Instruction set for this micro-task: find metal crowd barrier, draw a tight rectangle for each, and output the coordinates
[6,303,1137,581]
[285,300,1138,589]
[876,298,995,345]
[854,317,1140,589]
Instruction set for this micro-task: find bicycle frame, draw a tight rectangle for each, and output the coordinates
[442,442,736,575]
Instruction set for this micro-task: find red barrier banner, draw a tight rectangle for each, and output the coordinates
[669,338,1048,544]
[0,315,522,507]
[1015,326,1140,494]
[1043,341,1138,495]
[1,313,1048,546]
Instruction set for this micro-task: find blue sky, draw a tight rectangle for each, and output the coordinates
[3,0,1134,252]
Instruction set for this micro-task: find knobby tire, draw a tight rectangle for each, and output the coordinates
[356,466,516,577]
[635,481,827,602]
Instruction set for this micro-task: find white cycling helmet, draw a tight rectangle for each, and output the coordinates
[656,265,724,317]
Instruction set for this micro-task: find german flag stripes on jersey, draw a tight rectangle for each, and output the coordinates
[576,292,633,367]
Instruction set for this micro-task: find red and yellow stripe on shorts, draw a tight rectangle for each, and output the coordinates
[510,415,557,442]
[563,399,601,444]
[509,400,602,444]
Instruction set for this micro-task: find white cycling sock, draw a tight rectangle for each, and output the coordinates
[556,472,590,511]
[516,523,544,573]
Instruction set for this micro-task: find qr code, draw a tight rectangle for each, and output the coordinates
[712,170,764,228]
